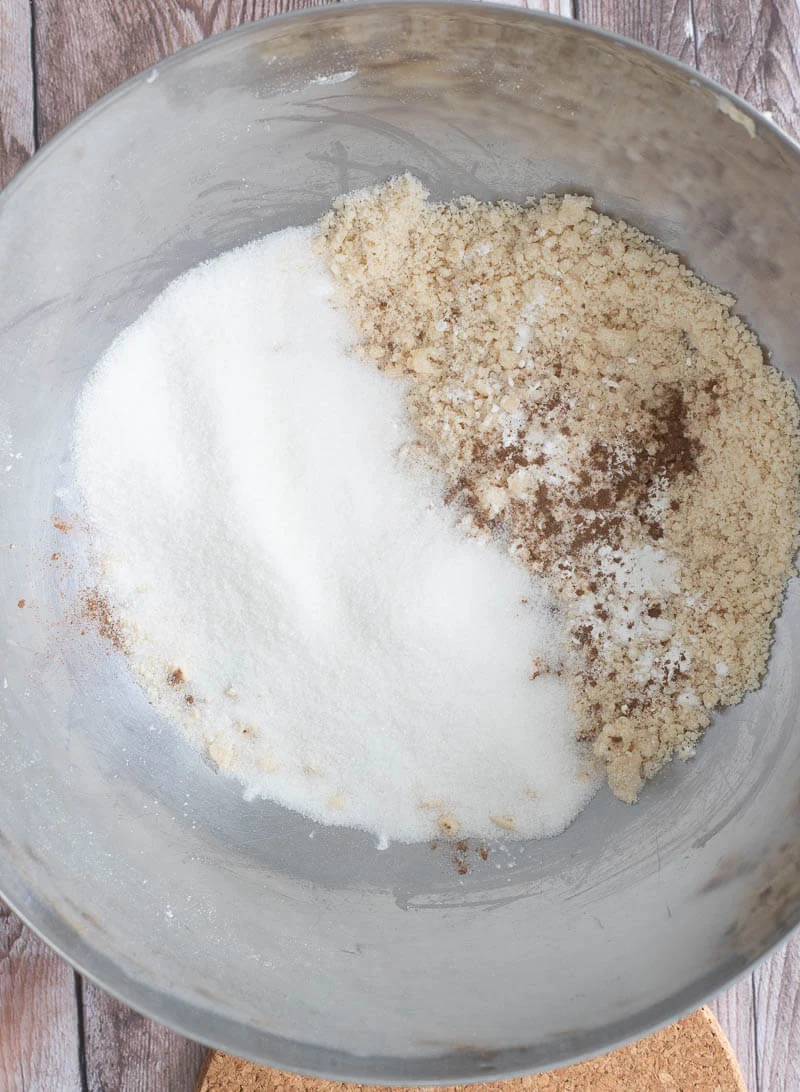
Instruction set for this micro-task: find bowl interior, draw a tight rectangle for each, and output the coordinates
[1,4,800,1081]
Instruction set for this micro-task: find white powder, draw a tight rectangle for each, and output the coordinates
[73,227,599,845]
[309,70,357,86]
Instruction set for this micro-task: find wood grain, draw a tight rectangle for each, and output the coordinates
[31,0,338,145]
[0,0,35,187]
[488,0,575,13]
[753,935,800,1092]
[528,0,574,12]
[0,901,82,1092]
[575,0,697,64]
[694,0,800,139]
[709,974,759,1092]
[82,979,207,1092]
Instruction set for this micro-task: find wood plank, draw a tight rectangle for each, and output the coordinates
[484,0,575,14]
[82,979,207,1092]
[575,0,696,64]
[709,975,758,1092]
[753,936,800,1092]
[31,0,336,145]
[525,0,574,12]
[0,0,35,187]
[0,901,82,1092]
[694,0,800,139]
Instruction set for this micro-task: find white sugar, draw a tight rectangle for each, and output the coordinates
[74,227,599,844]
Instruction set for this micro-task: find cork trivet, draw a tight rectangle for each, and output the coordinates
[196,1006,745,1092]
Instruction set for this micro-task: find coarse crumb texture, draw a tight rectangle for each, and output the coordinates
[318,175,800,803]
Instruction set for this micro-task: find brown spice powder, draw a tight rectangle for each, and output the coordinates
[318,176,800,803]
[82,588,126,651]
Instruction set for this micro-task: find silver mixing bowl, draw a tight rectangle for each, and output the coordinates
[2,3,800,1081]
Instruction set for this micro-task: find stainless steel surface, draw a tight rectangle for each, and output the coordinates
[1,3,799,1082]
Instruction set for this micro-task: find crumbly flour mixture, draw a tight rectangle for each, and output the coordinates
[74,176,800,842]
[319,176,800,803]
[73,228,599,845]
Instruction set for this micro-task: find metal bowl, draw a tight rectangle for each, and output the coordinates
[2,3,800,1081]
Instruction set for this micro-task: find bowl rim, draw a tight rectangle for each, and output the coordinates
[2,1,799,1083]
[3,0,798,214]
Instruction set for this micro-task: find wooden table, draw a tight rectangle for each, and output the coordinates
[1,2,799,1089]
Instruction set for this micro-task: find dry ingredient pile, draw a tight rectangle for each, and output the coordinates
[73,228,600,845]
[74,176,800,844]
[318,176,800,803]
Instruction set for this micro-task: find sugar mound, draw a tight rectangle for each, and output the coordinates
[73,226,599,844]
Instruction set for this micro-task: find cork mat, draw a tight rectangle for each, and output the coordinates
[196,1007,745,1092]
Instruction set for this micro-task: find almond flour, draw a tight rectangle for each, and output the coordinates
[318,175,800,803]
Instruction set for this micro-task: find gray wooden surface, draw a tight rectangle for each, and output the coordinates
[1,2,799,1089]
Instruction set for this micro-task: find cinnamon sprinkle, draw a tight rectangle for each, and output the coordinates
[81,589,126,651]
